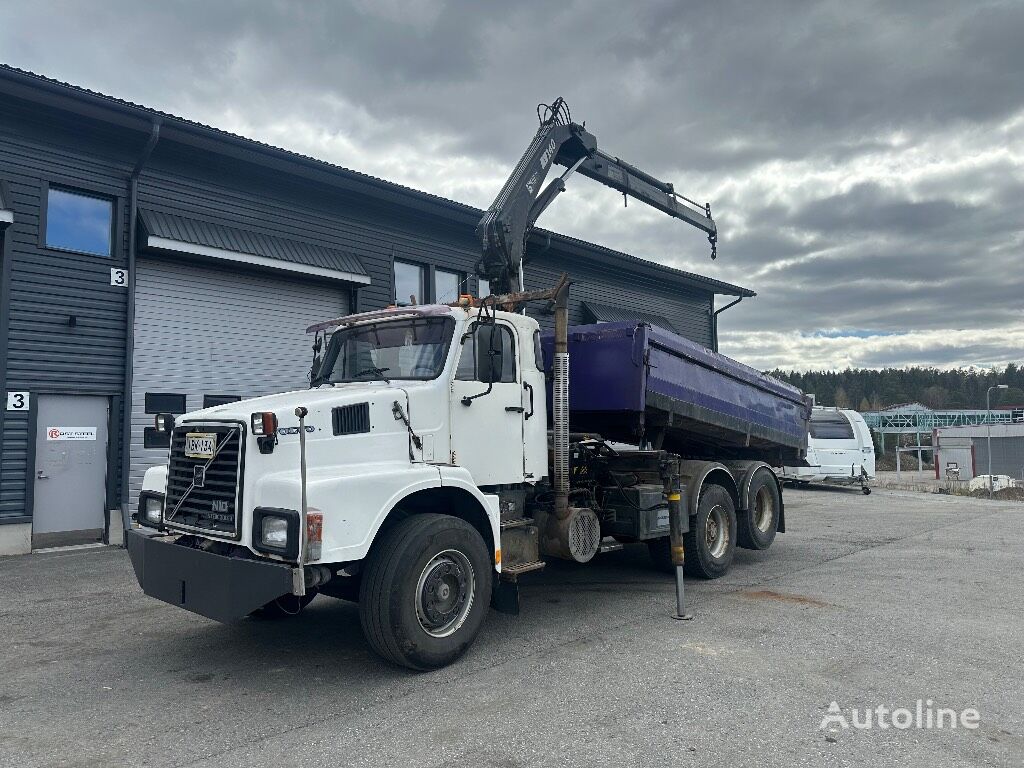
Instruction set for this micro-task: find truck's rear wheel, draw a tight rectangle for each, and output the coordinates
[359,514,491,670]
[683,485,736,579]
[737,470,780,550]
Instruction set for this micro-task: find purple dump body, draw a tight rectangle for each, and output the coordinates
[541,322,810,462]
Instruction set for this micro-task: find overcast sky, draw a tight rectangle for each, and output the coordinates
[2,1,1021,371]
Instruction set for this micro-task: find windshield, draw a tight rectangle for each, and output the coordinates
[317,317,455,384]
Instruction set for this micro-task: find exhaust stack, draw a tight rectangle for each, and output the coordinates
[553,280,570,520]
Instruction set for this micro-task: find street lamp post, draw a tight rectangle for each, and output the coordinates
[987,384,1008,499]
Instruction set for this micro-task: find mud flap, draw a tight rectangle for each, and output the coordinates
[491,579,520,615]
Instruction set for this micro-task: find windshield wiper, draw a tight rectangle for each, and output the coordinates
[353,366,392,384]
[310,373,335,388]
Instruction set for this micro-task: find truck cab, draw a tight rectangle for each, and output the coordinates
[131,303,548,669]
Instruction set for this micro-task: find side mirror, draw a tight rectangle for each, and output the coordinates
[476,326,504,383]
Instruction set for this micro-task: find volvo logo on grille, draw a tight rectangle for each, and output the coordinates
[193,465,206,487]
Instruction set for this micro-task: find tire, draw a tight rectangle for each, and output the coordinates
[256,590,318,619]
[683,484,737,579]
[359,514,492,670]
[737,470,780,550]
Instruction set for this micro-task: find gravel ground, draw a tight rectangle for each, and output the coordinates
[1,487,1021,767]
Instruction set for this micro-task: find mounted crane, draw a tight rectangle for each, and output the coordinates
[475,97,718,294]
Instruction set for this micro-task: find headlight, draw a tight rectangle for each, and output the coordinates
[144,496,163,524]
[137,492,165,529]
[252,508,300,559]
[261,516,289,548]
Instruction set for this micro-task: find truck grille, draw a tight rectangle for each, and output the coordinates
[165,423,243,538]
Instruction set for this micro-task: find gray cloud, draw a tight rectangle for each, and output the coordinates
[1,0,1021,370]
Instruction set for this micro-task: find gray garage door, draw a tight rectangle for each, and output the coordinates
[130,258,350,508]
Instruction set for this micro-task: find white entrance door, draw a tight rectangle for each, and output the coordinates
[33,395,109,544]
[450,320,525,486]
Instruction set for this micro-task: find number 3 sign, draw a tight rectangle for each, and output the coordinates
[6,391,30,411]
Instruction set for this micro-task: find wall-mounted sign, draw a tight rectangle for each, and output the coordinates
[46,427,97,441]
[6,391,29,411]
[110,268,128,287]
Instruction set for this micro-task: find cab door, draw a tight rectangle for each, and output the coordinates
[450,320,526,486]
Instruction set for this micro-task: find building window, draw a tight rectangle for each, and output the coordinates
[143,428,170,450]
[45,186,113,256]
[204,394,242,408]
[434,268,463,304]
[144,392,186,414]
[394,261,425,306]
[478,277,490,297]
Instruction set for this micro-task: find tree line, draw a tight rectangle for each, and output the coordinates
[769,364,1024,411]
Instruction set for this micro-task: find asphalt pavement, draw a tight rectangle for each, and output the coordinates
[1,487,1021,767]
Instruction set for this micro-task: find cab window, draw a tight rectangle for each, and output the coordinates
[456,323,516,383]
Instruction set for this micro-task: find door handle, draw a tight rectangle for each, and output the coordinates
[523,381,535,420]
[505,406,525,413]
[37,470,49,480]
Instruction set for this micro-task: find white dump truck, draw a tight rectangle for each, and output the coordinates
[128,284,810,669]
[127,98,811,669]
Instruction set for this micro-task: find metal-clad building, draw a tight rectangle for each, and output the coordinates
[933,424,1024,481]
[0,65,753,554]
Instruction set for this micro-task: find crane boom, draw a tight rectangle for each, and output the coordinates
[475,98,717,294]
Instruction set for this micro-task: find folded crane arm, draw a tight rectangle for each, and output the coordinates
[475,98,717,294]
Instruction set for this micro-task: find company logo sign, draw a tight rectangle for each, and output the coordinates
[45,427,97,441]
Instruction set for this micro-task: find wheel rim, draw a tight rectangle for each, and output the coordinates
[705,505,730,559]
[415,549,476,638]
[753,485,774,532]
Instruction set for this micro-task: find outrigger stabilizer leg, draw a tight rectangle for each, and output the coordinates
[668,477,693,621]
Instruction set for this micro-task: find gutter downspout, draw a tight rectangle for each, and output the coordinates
[118,119,162,540]
[712,295,742,352]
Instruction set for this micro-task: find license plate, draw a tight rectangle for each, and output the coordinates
[184,432,217,459]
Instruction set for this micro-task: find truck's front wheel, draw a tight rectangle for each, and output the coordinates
[359,514,491,670]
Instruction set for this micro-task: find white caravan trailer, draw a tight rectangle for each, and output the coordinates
[780,407,875,493]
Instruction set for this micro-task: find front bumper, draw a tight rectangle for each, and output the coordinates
[126,529,294,622]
